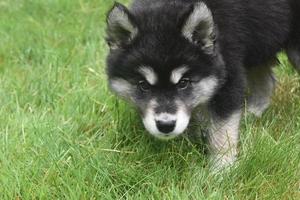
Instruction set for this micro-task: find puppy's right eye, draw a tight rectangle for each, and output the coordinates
[138,80,151,92]
[177,78,190,90]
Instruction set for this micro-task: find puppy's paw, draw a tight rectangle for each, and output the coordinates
[209,153,237,173]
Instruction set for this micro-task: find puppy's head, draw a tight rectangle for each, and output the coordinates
[105,2,226,140]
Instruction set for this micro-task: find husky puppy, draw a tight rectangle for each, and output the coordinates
[105,0,300,168]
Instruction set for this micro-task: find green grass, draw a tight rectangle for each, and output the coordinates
[0,0,300,199]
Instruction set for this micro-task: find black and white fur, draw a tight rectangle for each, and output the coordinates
[105,0,300,168]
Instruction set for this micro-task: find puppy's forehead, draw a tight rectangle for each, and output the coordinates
[138,65,190,85]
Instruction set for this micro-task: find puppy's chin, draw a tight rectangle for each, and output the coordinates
[148,131,183,141]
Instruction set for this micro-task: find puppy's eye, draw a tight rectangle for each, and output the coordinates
[138,80,151,92]
[177,78,190,90]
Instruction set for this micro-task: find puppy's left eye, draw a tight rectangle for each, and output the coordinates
[138,80,151,92]
[177,78,190,90]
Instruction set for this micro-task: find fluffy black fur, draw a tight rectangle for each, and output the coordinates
[106,0,299,119]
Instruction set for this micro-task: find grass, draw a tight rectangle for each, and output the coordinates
[0,0,299,199]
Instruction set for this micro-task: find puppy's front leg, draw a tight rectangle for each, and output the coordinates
[206,65,245,170]
[208,111,242,169]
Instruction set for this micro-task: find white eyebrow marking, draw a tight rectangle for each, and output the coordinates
[170,66,189,84]
[138,66,158,85]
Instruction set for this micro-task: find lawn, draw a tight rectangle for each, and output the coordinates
[0,0,299,199]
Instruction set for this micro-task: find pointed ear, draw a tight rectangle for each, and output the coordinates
[106,3,138,49]
[181,2,216,54]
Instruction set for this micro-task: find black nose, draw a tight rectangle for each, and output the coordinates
[156,120,176,134]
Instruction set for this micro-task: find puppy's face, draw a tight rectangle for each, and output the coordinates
[105,2,226,139]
